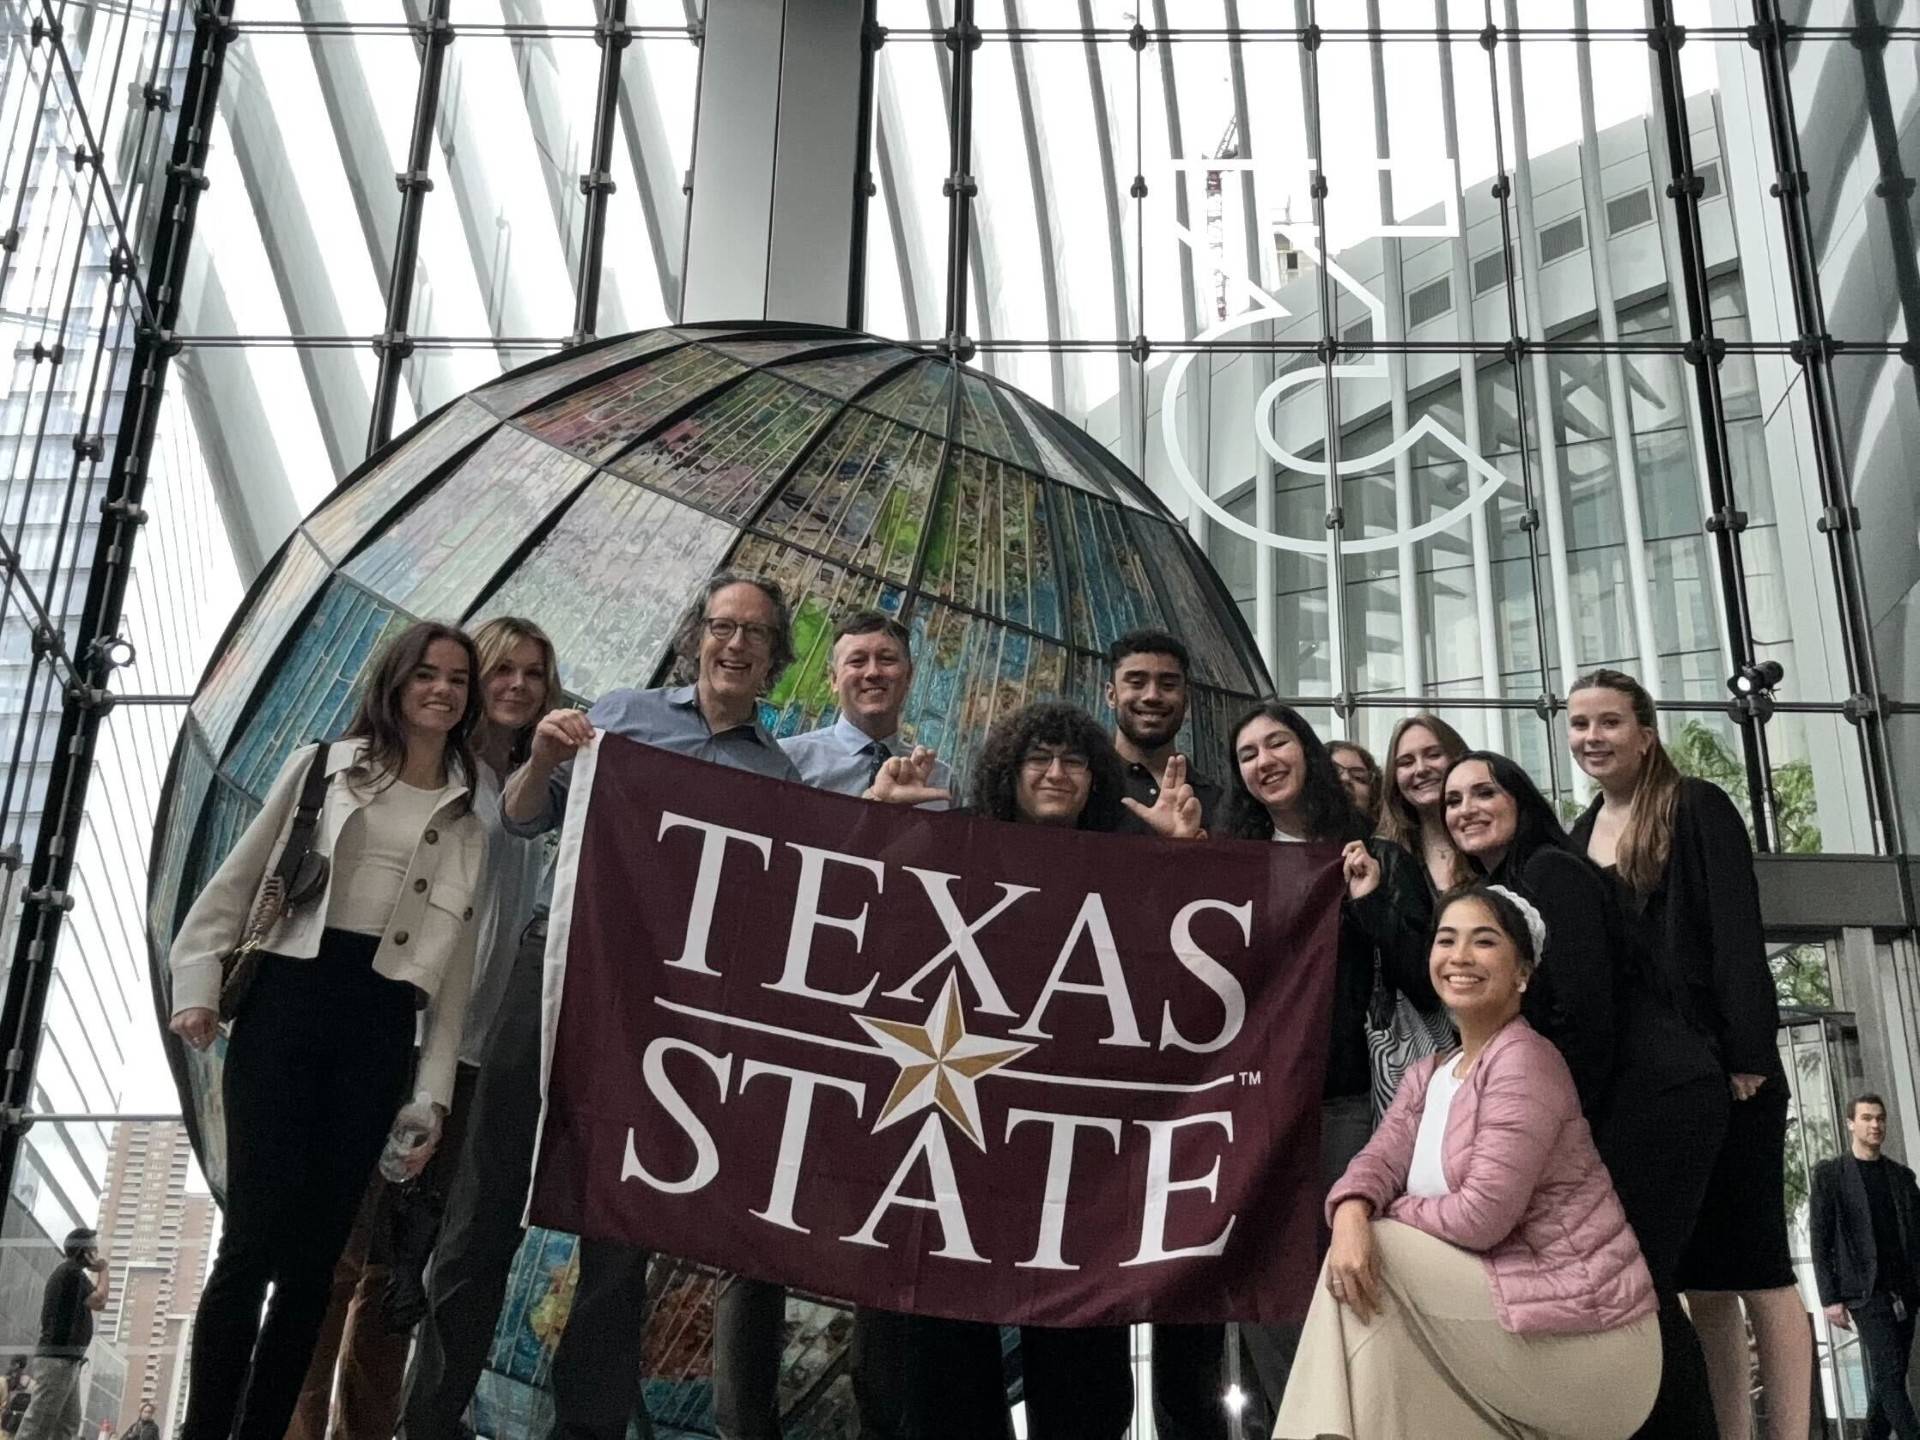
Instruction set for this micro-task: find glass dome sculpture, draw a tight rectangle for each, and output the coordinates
[146,322,1269,1435]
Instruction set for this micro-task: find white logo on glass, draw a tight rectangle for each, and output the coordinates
[1159,158,1511,556]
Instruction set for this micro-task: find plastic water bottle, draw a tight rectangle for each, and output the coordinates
[379,1095,438,1182]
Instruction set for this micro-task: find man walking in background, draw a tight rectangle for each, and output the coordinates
[1813,1094,1920,1439]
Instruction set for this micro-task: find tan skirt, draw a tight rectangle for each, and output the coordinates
[1273,1220,1660,1440]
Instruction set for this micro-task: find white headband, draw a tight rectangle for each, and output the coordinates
[1483,885,1549,960]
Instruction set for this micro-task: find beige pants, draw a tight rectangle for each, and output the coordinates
[1274,1220,1660,1440]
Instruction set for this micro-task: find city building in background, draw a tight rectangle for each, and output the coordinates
[96,1121,213,1437]
[0,0,1912,1435]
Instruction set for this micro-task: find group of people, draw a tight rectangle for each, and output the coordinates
[162,566,1816,1440]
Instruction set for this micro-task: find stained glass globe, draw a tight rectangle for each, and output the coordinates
[146,321,1269,1435]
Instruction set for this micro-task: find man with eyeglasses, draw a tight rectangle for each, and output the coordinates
[400,572,803,1440]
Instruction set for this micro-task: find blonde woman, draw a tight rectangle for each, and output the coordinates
[1376,714,1472,896]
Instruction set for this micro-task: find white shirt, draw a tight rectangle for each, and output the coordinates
[326,778,452,934]
[1408,1057,1467,1197]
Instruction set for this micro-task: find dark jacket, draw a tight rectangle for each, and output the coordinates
[1812,1152,1920,1307]
[1324,838,1438,1100]
[1572,778,1782,1079]
[1492,846,1719,1120]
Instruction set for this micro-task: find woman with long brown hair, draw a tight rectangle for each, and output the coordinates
[1377,714,1472,896]
[285,618,564,1440]
[168,621,490,1440]
[1567,669,1809,1440]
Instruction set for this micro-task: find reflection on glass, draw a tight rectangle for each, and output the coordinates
[345,429,593,619]
[476,477,737,703]
[921,448,1065,639]
[609,374,841,521]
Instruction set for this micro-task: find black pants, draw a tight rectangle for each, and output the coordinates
[1596,1070,1728,1440]
[180,936,417,1440]
[402,922,788,1440]
[851,1315,1129,1440]
[1854,1293,1920,1440]
[1242,1093,1374,1430]
[1151,1324,1228,1440]
[403,919,658,1440]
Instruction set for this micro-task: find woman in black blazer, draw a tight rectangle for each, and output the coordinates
[1567,669,1809,1440]
[1443,749,1727,1438]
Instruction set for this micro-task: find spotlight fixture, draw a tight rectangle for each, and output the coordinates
[1727,659,1785,698]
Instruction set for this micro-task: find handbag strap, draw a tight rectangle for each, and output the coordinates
[272,740,333,891]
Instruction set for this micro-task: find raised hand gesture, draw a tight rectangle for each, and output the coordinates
[1120,753,1205,839]
[865,746,952,807]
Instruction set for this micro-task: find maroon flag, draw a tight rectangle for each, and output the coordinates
[530,734,1343,1326]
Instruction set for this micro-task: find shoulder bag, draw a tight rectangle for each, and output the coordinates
[218,743,333,1022]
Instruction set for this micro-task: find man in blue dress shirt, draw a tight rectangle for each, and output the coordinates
[779,610,951,808]
[401,572,804,1440]
[779,611,955,1438]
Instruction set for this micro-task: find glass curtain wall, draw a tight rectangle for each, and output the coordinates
[865,0,1914,860]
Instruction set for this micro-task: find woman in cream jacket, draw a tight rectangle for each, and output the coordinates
[168,621,488,1440]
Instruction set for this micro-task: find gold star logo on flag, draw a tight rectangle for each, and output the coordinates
[854,972,1034,1150]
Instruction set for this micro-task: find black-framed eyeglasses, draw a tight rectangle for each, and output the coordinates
[703,617,781,649]
[1021,748,1090,775]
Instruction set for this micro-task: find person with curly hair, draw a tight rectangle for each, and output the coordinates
[864,700,1188,1440]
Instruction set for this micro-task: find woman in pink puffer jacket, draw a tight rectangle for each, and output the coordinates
[1276,884,1660,1440]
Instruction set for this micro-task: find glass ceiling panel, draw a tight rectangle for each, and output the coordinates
[177,33,413,338]
[473,476,737,704]
[867,36,949,343]
[517,347,748,463]
[919,445,1067,639]
[858,360,954,433]
[955,370,1044,471]
[600,33,702,334]
[413,25,593,348]
[225,579,408,796]
[343,426,593,617]
[770,346,921,400]
[472,332,691,419]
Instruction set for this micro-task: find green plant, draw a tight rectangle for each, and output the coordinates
[1669,719,1823,855]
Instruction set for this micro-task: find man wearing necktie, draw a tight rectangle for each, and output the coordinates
[779,611,953,1438]
[779,611,953,807]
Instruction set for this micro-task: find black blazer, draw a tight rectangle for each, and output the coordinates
[1572,777,1782,1078]
[1492,845,1719,1119]
[1812,1152,1920,1307]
